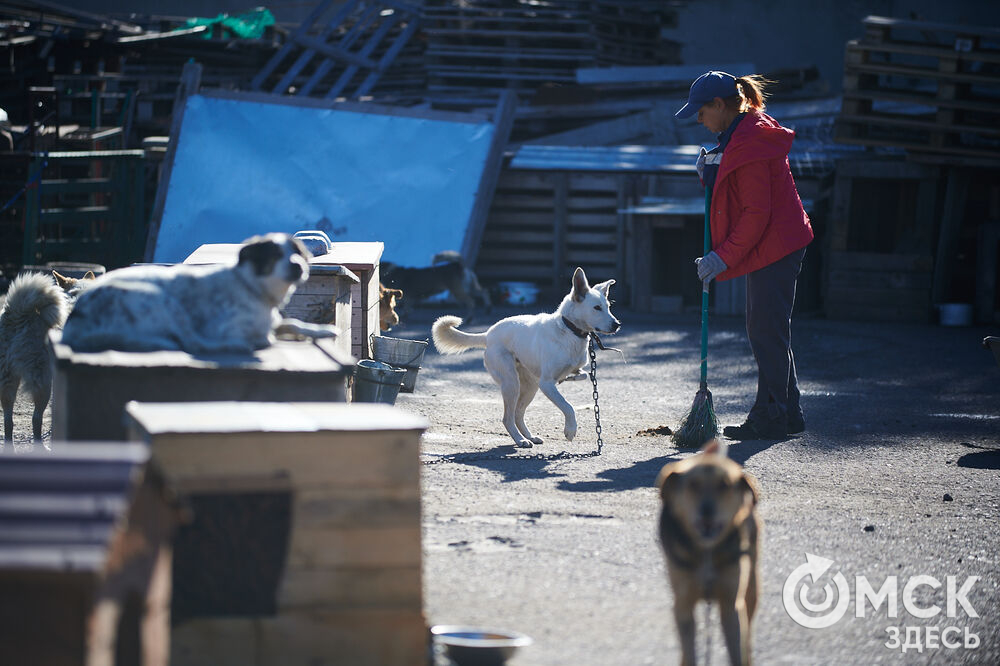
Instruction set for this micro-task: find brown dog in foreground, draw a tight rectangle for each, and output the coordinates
[656,439,761,666]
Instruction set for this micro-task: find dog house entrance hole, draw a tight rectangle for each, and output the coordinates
[171,491,291,624]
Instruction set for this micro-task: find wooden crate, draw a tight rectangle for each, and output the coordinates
[824,251,933,322]
[124,401,428,666]
[319,242,383,360]
[477,170,627,295]
[836,16,1000,162]
[183,242,361,360]
[50,334,351,441]
[0,443,179,666]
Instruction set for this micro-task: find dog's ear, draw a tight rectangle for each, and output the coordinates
[655,463,680,503]
[52,270,73,288]
[740,471,760,506]
[83,271,96,280]
[288,235,312,260]
[572,267,589,302]
[701,438,729,459]
[388,288,403,299]
[593,279,615,297]
[238,237,282,276]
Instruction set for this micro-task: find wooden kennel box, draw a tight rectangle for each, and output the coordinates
[50,333,352,441]
[0,443,179,666]
[319,242,383,360]
[124,401,428,666]
[183,243,360,360]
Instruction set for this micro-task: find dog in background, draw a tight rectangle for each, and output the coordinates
[381,250,491,322]
[656,439,761,666]
[379,283,403,331]
[61,233,338,355]
[52,269,96,299]
[1,272,69,441]
[431,250,492,311]
[432,267,619,448]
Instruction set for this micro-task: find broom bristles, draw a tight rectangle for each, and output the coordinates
[672,387,719,449]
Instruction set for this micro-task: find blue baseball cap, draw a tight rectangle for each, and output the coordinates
[674,71,738,118]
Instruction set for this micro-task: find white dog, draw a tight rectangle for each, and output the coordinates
[60,233,338,354]
[432,267,620,448]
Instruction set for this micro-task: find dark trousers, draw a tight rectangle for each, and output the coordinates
[745,247,806,426]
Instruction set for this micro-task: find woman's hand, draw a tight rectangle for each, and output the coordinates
[695,251,727,282]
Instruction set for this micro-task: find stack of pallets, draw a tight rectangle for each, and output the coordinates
[836,15,1000,164]
[422,0,681,109]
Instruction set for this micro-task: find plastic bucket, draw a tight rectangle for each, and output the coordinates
[373,335,428,393]
[498,281,539,305]
[938,303,973,327]
[353,359,406,404]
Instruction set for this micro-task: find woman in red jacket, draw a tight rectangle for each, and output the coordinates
[676,71,814,440]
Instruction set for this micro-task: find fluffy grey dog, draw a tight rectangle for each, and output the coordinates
[1,272,69,441]
[60,233,338,355]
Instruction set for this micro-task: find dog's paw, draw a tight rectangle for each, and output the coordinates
[564,421,577,441]
[307,326,338,339]
[515,439,534,449]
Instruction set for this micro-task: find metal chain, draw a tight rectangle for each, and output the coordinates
[422,336,605,466]
[588,335,603,456]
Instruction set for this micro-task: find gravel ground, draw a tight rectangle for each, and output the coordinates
[5,298,999,665]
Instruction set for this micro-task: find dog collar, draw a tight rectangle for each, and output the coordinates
[561,316,589,339]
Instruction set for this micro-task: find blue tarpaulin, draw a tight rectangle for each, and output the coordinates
[152,91,498,265]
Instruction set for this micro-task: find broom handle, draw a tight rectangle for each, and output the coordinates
[700,186,711,391]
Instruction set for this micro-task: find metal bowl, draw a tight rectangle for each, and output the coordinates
[431,625,533,666]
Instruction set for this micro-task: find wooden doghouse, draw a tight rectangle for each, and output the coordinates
[183,242,361,360]
[124,401,428,666]
[50,333,352,441]
[0,443,179,666]
[321,242,384,360]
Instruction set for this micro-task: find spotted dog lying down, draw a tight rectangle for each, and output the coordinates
[60,233,338,354]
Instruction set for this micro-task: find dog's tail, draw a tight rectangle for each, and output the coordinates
[431,250,464,267]
[432,315,487,354]
[1,272,69,331]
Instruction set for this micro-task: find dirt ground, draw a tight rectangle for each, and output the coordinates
[5,297,999,665]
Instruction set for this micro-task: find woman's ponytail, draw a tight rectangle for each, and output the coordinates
[731,75,773,113]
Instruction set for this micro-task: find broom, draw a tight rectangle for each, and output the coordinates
[672,187,719,448]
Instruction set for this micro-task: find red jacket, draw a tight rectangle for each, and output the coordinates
[709,112,813,281]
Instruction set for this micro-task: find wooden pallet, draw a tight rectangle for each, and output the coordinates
[836,15,1000,161]
[475,170,627,293]
[824,251,933,323]
[251,0,423,101]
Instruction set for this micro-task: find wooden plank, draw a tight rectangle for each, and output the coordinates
[278,566,421,609]
[932,168,971,303]
[827,269,933,290]
[148,432,420,489]
[827,251,934,272]
[462,90,517,266]
[259,610,426,666]
[826,287,930,307]
[838,112,1000,138]
[861,15,1000,41]
[565,213,619,228]
[287,527,420,568]
[293,487,419,529]
[486,211,558,227]
[847,38,1000,66]
[976,222,1000,322]
[553,172,567,292]
[482,230,553,244]
[825,301,930,323]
